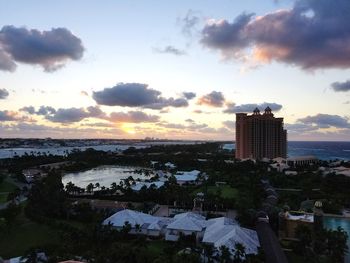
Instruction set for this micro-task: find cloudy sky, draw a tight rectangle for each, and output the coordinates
[1,0,350,140]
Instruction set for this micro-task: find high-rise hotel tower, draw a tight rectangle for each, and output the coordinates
[235,107,287,160]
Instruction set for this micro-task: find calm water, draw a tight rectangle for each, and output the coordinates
[223,141,350,161]
[0,145,136,159]
[62,165,148,188]
[0,141,203,159]
[324,216,350,262]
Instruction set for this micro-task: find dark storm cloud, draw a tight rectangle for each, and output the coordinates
[37,106,56,115]
[108,111,159,123]
[44,106,107,123]
[0,49,16,71]
[185,118,195,123]
[285,123,318,133]
[86,106,106,118]
[297,114,350,129]
[182,92,196,100]
[331,80,350,92]
[20,106,36,114]
[0,110,24,121]
[20,105,56,115]
[93,83,160,107]
[200,0,350,69]
[197,91,225,107]
[19,104,159,124]
[0,26,84,72]
[224,102,282,113]
[0,88,9,99]
[93,83,189,109]
[45,107,90,123]
[153,45,186,56]
[201,13,253,54]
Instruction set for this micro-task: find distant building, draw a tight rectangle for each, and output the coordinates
[175,170,201,185]
[287,155,318,167]
[235,107,287,160]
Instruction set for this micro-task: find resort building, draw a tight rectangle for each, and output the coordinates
[287,155,318,167]
[175,170,201,185]
[202,217,260,255]
[102,209,260,255]
[165,212,207,241]
[102,209,171,237]
[235,107,287,160]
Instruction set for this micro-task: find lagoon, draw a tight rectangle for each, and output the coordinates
[62,165,148,189]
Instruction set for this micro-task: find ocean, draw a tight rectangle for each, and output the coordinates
[223,141,350,161]
[0,141,349,160]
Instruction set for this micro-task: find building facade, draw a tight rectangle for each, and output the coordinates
[235,107,287,160]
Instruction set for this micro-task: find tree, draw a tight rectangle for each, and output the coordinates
[95,182,100,191]
[121,221,132,237]
[233,243,246,263]
[325,227,348,262]
[293,224,313,257]
[86,183,94,193]
[25,172,68,219]
[65,181,75,194]
[219,245,232,263]
[135,223,141,233]
[202,243,215,263]
[111,182,118,193]
[1,201,21,226]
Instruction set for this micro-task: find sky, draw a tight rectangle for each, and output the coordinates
[0,0,350,141]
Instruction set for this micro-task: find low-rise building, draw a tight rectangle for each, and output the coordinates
[203,217,260,255]
[287,156,318,167]
[175,170,201,185]
[22,168,47,183]
[165,212,206,241]
[131,181,165,191]
[102,209,260,256]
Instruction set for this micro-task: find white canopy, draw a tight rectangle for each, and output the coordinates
[203,217,260,255]
[167,212,206,232]
[102,209,159,227]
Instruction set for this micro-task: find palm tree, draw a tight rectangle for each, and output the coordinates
[86,183,94,193]
[135,223,141,233]
[233,243,246,263]
[65,181,75,194]
[202,243,215,263]
[95,182,100,191]
[219,245,231,263]
[111,182,118,193]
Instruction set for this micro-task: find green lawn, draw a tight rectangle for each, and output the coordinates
[147,240,169,254]
[0,180,18,193]
[194,185,238,199]
[0,180,18,204]
[0,208,61,259]
[285,250,305,263]
[0,193,7,204]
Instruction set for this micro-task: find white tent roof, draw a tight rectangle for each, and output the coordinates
[148,217,174,231]
[102,209,159,227]
[175,170,201,182]
[167,212,206,232]
[131,181,164,191]
[203,217,260,255]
